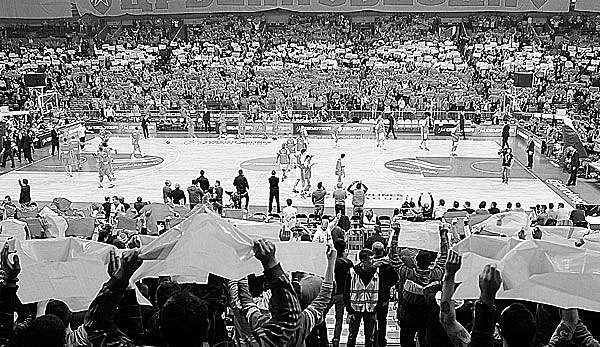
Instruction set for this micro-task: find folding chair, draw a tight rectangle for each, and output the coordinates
[347,232,364,251]
[351,216,362,229]
[378,215,392,231]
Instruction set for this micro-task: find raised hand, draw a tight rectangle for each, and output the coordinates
[326,244,337,265]
[0,242,19,287]
[478,264,502,305]
[445,250,462,279]
[253,239,278,270]
[108,248,142,282]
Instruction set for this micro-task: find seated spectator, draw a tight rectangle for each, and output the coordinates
[476,201,489,215]
[488,202,500,214]
[503,202,513,212]
[447,201,461,213]
[463,201,475,214]
[433,199,447,219]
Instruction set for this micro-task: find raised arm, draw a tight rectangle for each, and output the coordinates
[440,250,470,347]
[85,249,142,347]
[470,264,502,347]
[301,246,336,334]
[251,239,302,346]
[547,309,600,347]
[431,225,450,280]
[388,226,414,281]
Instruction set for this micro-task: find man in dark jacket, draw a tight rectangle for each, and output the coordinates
[501,123,510,148]
[327,240,353,347]
[567,149,580,186]
[268,170,280,214]
[51,127,59,156]
[526,137,535,169]
[1,133,15,168]
[197,170,210,193]
[233,170,250,210]
[187,180,202,210]
[372,242,399,347]
[18,179,31,205]
[21,131,33,164]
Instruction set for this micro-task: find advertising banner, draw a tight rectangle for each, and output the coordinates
[472,124,517,137]
[85,122,157,136]
[75,0,569,16]
[292,122,373,136]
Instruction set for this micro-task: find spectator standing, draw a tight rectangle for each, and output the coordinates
[268,170,280,214]
[333,183,347,216]
[187,180,201,210]
[171,184,186,206]
[311,182,326,217]
[344,249,378,347]
[18,179,30,205]
[282,198,298,231]
[501,122,510,148]
[162,180,172,204]
[327,240,353,347]
[348,181,368,219]
[197,170,210,193]
[372,242,399,347]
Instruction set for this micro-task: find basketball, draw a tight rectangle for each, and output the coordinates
[166,140,170,144]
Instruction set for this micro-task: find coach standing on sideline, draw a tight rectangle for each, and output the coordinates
[385,111,396,140]
[526,136,535,169]
[268,170,280,214]
[51,126,59,156]
[233,169,250,210]
[141,114,149,139]
[567,148,580,186]
[501,122,510,148]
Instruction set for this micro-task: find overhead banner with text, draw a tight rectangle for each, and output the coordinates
[575,0,600,12]
[76,0,569,16]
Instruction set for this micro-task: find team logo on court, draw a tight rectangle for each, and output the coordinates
[240,157,278,172]
[90,0,112,14]
[384,158,451,175]
[112,155,164,170]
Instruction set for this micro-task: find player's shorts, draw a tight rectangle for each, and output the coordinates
[304,168,312,180]
[98,166,111,177]
[133,143,141,151]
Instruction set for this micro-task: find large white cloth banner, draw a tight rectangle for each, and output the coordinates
[452,235,600,312]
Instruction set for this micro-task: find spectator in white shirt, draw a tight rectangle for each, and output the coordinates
[282,198,298,231]
[556,202,572,225]
[433,199,448,220]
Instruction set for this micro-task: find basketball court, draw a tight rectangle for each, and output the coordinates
[0,135,568,210]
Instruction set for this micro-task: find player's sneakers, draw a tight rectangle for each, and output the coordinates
[107,183,115,188]
[98,184,103,188]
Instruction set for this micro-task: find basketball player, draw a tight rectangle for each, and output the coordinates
[419,117,430,151]
[131,127,143,159]
[286,137,296,168]
[218,112,227,140]
[70,136,82,171]
[451,125,460,156]
[276,143,290,181]
[375,115,386,149]
[303,154,315,195]
[185,108,196,139]
[99,127,112,145]
[292,148,307,193]
[272,110,280,140]
[60,138,73,177]
[238,112,246,141]
[300,125,309,146]
[296,134,307,155]
[97,145,115,188]
[500,147,514,184]
[263,112,271,139]
[331,124,340,147]
[335,153,345,183]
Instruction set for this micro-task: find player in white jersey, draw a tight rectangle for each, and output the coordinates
[237,112,246,141]
[451,125,460,156]
[59,137,74,177]
[299,125,309,145]
[419,116,430,151]
[131,127,143,159]
[184,108,196,139]
[261,112,269,139]
[275,143,290,181]
[272,110,280,140]
[331,124,340,147]
[218,112,227,140]
[375,115,386,149]
[99,127,112,145]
